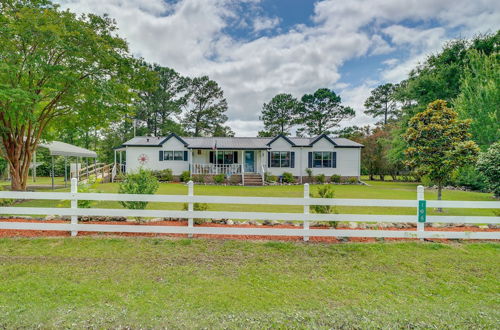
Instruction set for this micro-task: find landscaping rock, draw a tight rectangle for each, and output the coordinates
[348,222,358,229]
[226,219,234,225]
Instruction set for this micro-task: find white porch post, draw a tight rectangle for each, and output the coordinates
[189,150,193,173]
[119,151,123,173]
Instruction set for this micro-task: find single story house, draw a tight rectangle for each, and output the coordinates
[114,133,363,185]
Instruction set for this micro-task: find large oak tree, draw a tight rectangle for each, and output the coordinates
[0,0,153,190]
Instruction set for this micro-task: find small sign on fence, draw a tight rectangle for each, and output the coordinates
[418,200,427,223]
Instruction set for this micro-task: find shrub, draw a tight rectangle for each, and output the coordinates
[264,172,277,183]
[305,168,313,182]
[183,202,209,224]
[330,174,341,183]
[477,142,500,197]
[452,165,488,191]
[154,169,173,182]
[213,173,225,184]
[180,171,191,182]
[192,174,206,184]
[311,185,338,228]
[347,177,358,184]
[315,174,326,184]
[282,172,295,183]
[77,177,101,208]
[118,169,159,210]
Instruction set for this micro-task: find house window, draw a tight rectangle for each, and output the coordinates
[160,150,185,161]
[313,152,332,168]
[270,151,291,167]
[210,151,238,164]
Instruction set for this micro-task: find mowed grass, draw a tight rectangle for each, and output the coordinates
[9,178,498,217]
[0,238,498,328]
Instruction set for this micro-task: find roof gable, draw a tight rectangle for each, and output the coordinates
[309,134,338,146]
[266,134,296,147]
[159,133,188,147]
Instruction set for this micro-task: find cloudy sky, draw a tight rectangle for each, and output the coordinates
[57,0,499,136]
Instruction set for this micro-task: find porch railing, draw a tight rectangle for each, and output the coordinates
[192,163,242,175]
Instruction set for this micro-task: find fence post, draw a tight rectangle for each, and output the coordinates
[303,183,310,241]
[71,178,78,237]
[417,185,425,239]
[188,180,194,238]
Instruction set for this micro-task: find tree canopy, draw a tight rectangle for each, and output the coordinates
[404,100,479,201]
[259,93,300,136]
[364,83,399,124]
[182,76,228,137]
[296,88,355,137]
[0,0,154,190]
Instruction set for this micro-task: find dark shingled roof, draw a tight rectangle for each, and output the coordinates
[121,135,363,149]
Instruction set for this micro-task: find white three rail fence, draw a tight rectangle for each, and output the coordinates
[0,178,499,240]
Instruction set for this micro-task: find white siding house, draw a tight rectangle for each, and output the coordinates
[114,133,363,185]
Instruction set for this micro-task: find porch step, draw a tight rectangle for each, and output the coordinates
[243,174,263,186]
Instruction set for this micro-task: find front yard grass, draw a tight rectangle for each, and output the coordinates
[0,238,498,328]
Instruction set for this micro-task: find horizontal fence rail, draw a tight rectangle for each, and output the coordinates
[0,179,499,240]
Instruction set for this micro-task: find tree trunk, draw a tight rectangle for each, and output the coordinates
[2,134,36,191]
[379,174,385,181]
[437,183,443,213]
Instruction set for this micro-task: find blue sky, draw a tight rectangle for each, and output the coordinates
[58,0,500,135]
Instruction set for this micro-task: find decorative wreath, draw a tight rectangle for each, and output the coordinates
[138,154,149,165]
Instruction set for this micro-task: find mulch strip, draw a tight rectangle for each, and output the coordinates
[0,218,498,243]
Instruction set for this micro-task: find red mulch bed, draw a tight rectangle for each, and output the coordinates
[1,218,498,243]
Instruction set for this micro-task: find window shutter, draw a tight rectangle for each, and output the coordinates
[308,152,312,168]
[159,150,163,161]
[332,152,337,168]
[184,151,188,161]
[267,152,270,167]
[209,151,214,163]
[290,152,295,168]
[233,151,238,164]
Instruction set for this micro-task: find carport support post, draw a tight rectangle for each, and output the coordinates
[417,185,425,240]
[303,183,310,241]
[71,178,78,237]
[188,180,194,238]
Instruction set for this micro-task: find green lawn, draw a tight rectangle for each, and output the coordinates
[10,178,498,217]
[0,238,498,328]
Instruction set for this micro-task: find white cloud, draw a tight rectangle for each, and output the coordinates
[252,16,280,32]
[56,0,500,135]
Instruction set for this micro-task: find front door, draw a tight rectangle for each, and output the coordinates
[244,151,255,172]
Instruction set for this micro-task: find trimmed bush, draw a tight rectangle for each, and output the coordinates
[264,172,277,183]
[154,169,173,182]
[315,174,326,184]
[180,171,191,182]
[330,174,341,183]
[192,174,206,184]
[118,169,159,210]
[282,172,295,183]
[347,177,358,184]
[213,173,225,184]
[77,177,101,208]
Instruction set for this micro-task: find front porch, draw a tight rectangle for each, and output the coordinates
[190,149,266,185]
